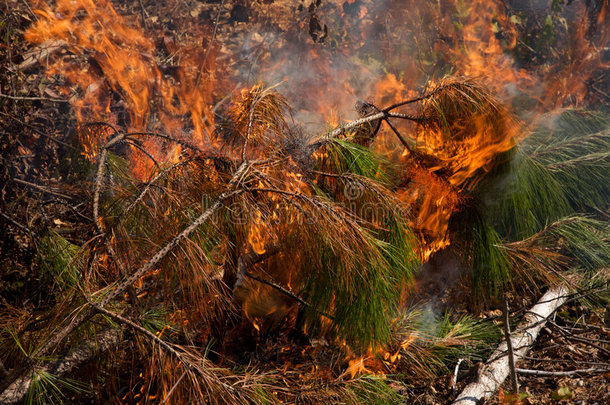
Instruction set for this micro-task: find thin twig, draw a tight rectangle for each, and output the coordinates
[124,131,206,155]
[503,298,519,394]
[42,199,92,222]
[515,367,609,377]
[137,0,149,28]
[0,111,74,148]
[451,358,465,400]
[0,212,34,236]
[233,247,335,320]
[160,371,187,404]
[90,303,183,360]
[125,139,161,171]
[13,178,74,201]
[241,88,261,162]
[548,319,610,343]
[20,0,38,20]
[244,271,334,320]
[383,117,415,150]
[116,158,194,226]
[194,0,225,90]
[520,356,610,367]
[0,92,67,103]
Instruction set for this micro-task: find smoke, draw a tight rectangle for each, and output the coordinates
[224,0,396,133]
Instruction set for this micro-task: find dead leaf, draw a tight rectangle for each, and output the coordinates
[551,387,573,400]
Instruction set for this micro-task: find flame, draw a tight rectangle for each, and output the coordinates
[384,349,401,364]
[398,166,461,260]
[345,356,372,379]
[390,77,518,258]
[248,211,268,255]
[400,333,417,351]
[26,0,220,176]
[540,4,610,108]
[416,80,518,189]
[446,0,529,92]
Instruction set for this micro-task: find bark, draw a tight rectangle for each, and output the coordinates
[0,328,122,404]
[453,286,569,404]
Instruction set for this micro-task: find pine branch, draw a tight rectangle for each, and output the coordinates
[0,162,250,397]
[0,328,122,404]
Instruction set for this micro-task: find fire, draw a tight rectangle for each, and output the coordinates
[398,166,461,260]
[18,0,607,385]
[25,0,220,174]
[446,0,528,93]
[540,4,610,108]
[248,211,268,256]
[344,356,372,379]
[390,78,519,258]
[415,79,518,189]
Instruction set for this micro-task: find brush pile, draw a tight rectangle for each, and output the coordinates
[0,1,608,404]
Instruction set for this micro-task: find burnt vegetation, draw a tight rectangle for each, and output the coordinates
[0,0,609,404]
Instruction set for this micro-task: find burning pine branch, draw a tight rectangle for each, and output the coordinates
[3,80,607,404]
[0,0,608,404]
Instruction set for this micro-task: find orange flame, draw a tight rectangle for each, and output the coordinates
[26,0,220,175]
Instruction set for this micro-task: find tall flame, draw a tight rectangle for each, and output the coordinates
[22,0,607,302]
[25,0,221,175]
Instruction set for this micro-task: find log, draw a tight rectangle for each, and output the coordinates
[453,286,569,404]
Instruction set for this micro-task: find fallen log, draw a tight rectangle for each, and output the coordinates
[453,286,569,404]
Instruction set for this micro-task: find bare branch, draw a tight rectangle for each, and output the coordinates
[0,92,67,103]
[515,367,610,377]
[13,178,74,201]
[503,298,519,394]
[453,286,570,404]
